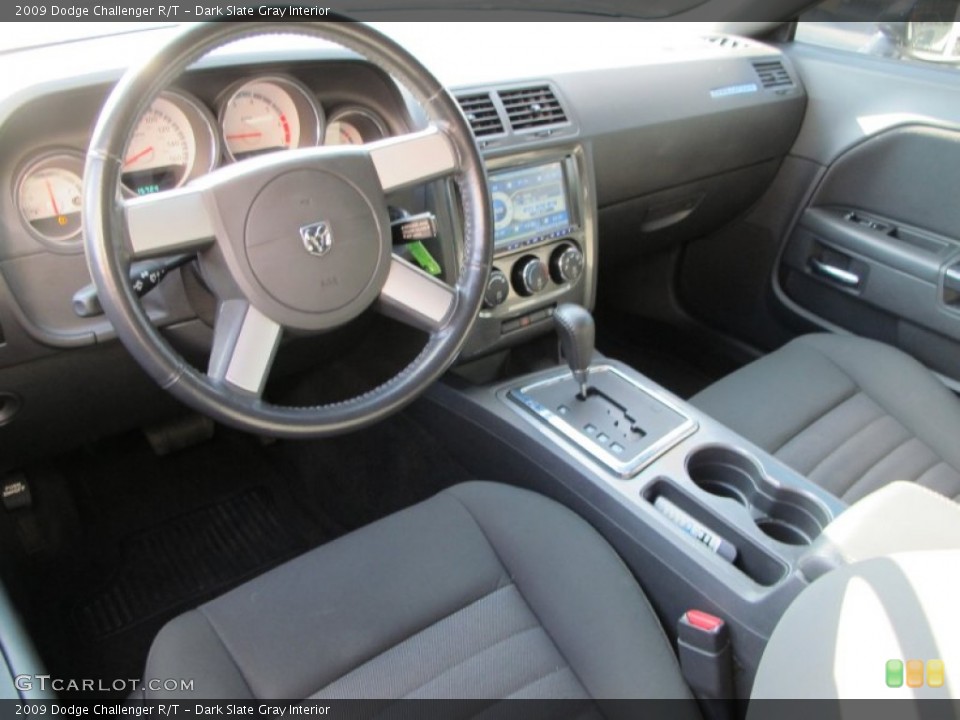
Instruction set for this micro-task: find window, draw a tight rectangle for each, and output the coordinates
[797,0,960,67]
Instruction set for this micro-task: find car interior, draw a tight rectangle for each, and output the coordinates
[1,5,960,708]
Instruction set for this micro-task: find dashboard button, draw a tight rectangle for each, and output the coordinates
[512,256,548,296]
[483,268,510,309]
[550,243,584,284]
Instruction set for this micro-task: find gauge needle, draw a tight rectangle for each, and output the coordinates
[45,180,60,216]
[124,146,154,167]
[226,132,263,140]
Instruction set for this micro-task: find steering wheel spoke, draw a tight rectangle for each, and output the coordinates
[207,299,282,397]
[368,126,459,193]
[123,186,216,259]
[379,254,457,333]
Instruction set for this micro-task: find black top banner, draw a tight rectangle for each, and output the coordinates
[0,0,776,23]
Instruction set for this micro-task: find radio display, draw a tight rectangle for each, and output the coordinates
[490,161,573,249]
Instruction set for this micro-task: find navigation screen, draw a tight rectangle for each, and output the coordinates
[490,161,572,248]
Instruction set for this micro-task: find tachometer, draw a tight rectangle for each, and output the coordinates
[121,91,217,196]
[16,152,85,245]
[220,76,323,161]
[323,107,388,146]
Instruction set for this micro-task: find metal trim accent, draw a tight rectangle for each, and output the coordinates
[507,364,699,478]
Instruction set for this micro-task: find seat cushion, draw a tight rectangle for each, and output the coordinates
[144,481,693,701]
[691,334,960,503]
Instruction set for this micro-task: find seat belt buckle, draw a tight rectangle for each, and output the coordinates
[678,610,734,701]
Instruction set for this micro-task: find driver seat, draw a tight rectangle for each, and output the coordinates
[143,482,694,700]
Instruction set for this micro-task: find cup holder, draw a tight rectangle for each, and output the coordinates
[687,446,829,546]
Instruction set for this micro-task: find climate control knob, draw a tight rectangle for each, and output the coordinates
[550,244,584,284]
[512,256,549,296]
[483,267,510,309]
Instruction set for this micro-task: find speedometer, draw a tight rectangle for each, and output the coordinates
[219,76,323,161]
[121,91,217,196]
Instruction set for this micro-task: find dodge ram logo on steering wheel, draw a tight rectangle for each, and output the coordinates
[299,220,334,257]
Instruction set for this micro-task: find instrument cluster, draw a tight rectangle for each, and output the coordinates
[15,74,391,248]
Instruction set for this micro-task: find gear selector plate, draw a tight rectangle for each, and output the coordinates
[508,365,698,477]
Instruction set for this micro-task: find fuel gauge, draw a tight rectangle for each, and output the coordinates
[16,152,85,245]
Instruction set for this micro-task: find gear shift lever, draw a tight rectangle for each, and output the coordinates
[554,304,595,400]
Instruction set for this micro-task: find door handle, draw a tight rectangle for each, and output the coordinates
[809,257,861,288]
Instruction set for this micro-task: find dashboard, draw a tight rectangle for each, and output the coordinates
[0,24,806,468]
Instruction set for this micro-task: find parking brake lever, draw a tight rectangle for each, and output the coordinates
[554,303,595,400]
[72,254,193,318]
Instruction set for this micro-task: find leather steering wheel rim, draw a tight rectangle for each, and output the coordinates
[83,20,491,438]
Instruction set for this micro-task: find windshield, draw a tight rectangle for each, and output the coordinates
[4,20,723,54]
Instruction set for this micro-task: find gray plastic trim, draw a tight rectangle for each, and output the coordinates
[207,300,282,397]
[378,255,456,333]
[124,187,215,258]
[369,126,458,193]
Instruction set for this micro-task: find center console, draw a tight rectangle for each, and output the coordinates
[423,304,847,696]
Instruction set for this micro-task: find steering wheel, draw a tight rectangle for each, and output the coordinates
[83,21,491,438]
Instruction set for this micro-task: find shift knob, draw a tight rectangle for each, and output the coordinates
[554,303,595,399]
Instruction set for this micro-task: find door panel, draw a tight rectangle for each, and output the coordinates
[772,44,960,382]
[778,113,960,379]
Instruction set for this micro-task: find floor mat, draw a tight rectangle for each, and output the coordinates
[73,486,305,641]
[1,430,322,698]
[2,408,470,697]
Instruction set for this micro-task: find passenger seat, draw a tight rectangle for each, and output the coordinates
[690,334,960,504]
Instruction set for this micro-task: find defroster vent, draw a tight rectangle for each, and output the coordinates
[752,60,794,89]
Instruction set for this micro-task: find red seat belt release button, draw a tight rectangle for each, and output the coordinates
[686,609,724,633]
[678,610,734,701]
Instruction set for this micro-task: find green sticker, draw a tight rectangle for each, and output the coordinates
[407,241,442,276]
[886,659,904,688]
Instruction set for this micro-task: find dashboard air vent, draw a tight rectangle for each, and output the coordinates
[752,60,794,89]
[455,92,504,137]
[499,85,568,131]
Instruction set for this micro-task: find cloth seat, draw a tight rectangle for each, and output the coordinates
[144,481,694,701]
[691,334,960,504]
